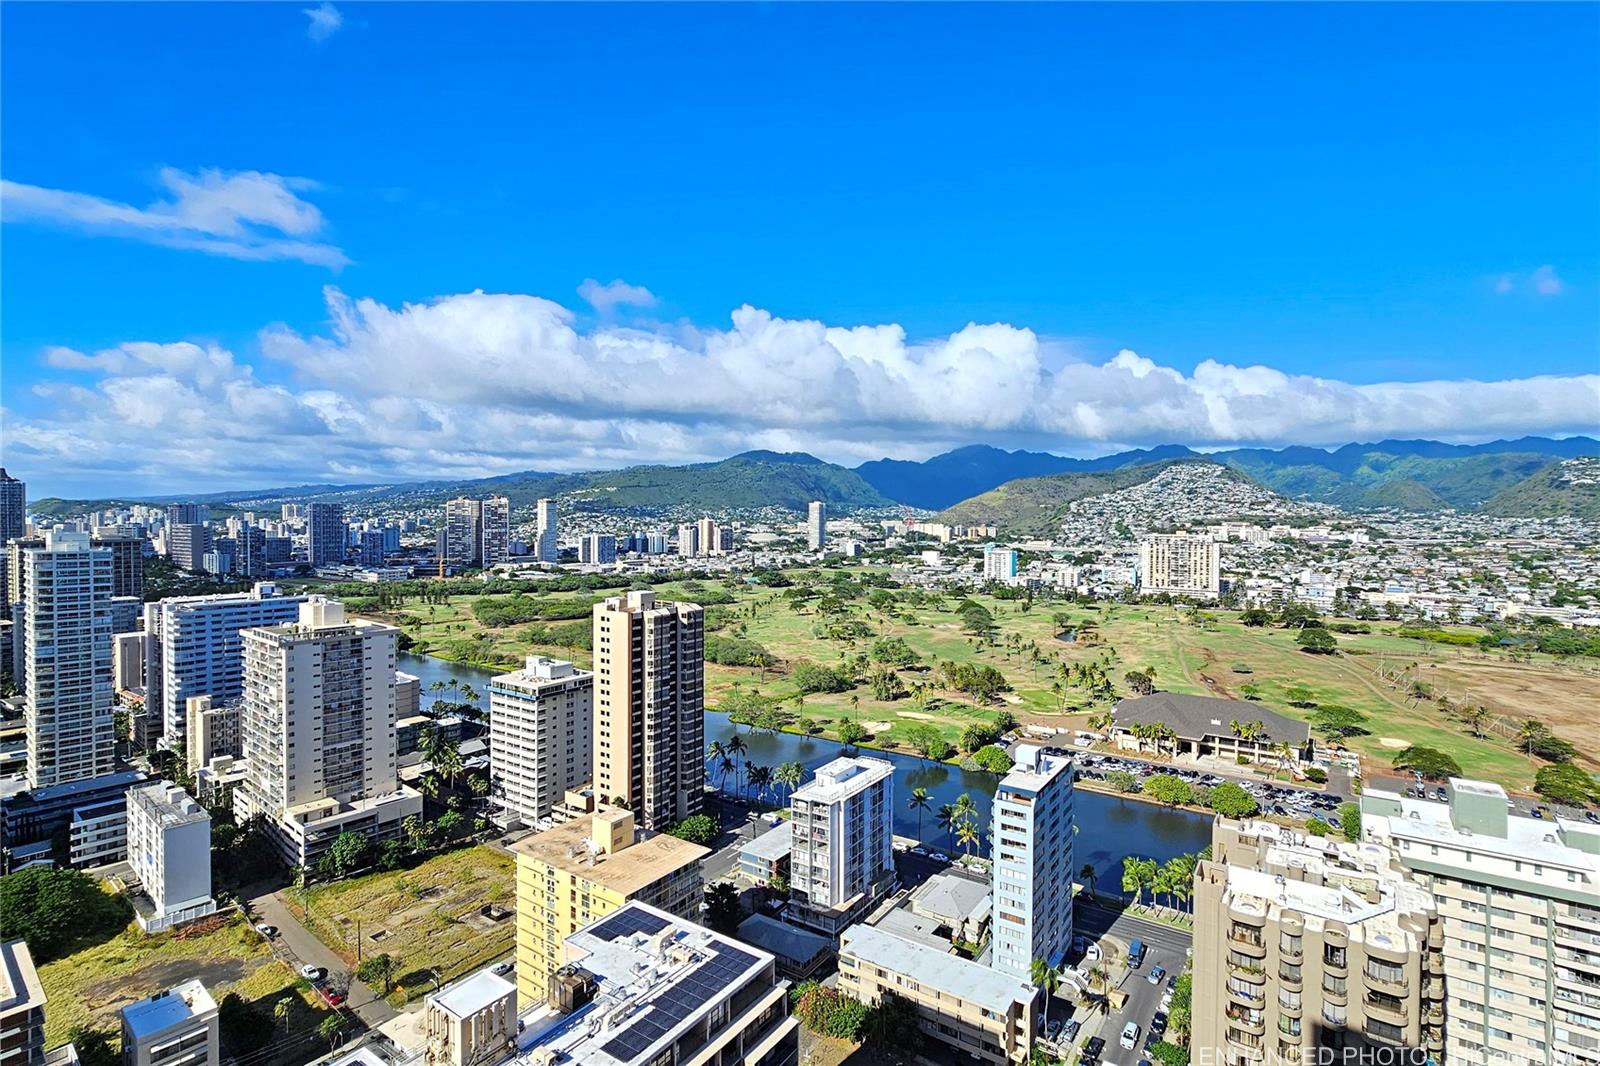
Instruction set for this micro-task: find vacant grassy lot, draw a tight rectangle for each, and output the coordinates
[36,913,325,1054]
[364,571,1597,793]
[286,846,516,1001]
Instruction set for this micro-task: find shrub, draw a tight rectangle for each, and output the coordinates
[792,662,853,694]
[1305,818,1331,837]
[1208,782,1258,818]
[1303,767,1328,783]
[0,867,131,959]
[972,745,1014,774]
[1144,774,1194,807]
[1338,803,1362,841]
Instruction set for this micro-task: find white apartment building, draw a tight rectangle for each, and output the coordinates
[983,546,1019,583]
[126,781,216,933]
[1138,532,1222,597]
[676,523,699,559]
[488,656,594,827]
[807,501,826,552]
[234,598,422,867]
[788,756,895,935]
[1,939,49,1066]
[423,969,517,1066]
[22,531,115,789]
[481,495,511,568]
[444,497,483,567]
[534,497,559,563]
[1363,779,1600,1066]
[119,980,219,1066]
[989,744,1075,979]
[145,582,307,746]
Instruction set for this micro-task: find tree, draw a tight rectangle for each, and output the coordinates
[1305,818,1331,837]
[0,867,132,959]
[1105,769,1141,793]
[901,722,952,761]
[318,1015,345,1048]
[837,720,869,746]
[1310,706,1369,742]
[1338,803,1362,841]
[908,788,932,843]
[1123,670,1156,696]
[357,953,399,994]
[705,882,741,933]
[1295,628,1338,654]
[973,745,1014,773]
[1392,746,1463,780]
[1240,607,1273,627]
[868,667,904,702]
[1121,856,1143,904]
[1284,685,1317,708]
[317,831,370,879]
[66,1027,117,1066]
[1207,782,1258,818]
[1535,764,1600,807]
[1144,774,1193,807]
[273,997,294,1031]
[1459,704,1492,738]
[670,815,718,846]
[774,761,805,805]
[960,721,1000,754]
[1031,959,1062,1031]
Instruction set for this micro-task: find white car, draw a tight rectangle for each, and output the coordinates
[892,841,908,852]
[1120,1022,1141,1050]
[1084,943,1102,962]
[930,851,951,863]
[300,964,323,980]
[254,923,277,938]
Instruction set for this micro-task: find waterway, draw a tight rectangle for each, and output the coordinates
[398,652,1214,895]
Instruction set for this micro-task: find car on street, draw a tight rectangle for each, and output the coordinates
[1120,1022,1141,1050]
[1151,1012,1168,1037]
[1587,811,1600,824]
[1168,974,1179,990]
[300,964,323,980]
[1084,943,1102,962]
[1082,1037,1106,1065]
[930,852,950,863]
[1160,992,1173,1012]
[1139,1059,1152,1066]
[1063,1020,1081,1042]
[910,846,927,856]
[492,961,514,976]
[317,985,345,1007]
[1148,965,1167,985]
[255,923,277,938]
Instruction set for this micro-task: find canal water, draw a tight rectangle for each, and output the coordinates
[398,652,1214,895]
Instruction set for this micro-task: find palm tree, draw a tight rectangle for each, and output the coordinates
[1515,718,1550,760]
[1461,704,1491,738]
[951,792,978,835]
[956,820,980,856]
[908,787,932,844]
[1031,959,1062,1031]
[936,803,958,849]
[725,734,748,797]
[1122,855,1143,905]
[774,762,804,806]
[273,997,294,1031]
[747,765,773,803]
[706,741,727,791]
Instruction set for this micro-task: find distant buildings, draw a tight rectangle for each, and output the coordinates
[1191,818,1443,1065]
[0,469,25,547]
[788,756,895,935]
[488,656,594,827]
[1139,531,1221,597]
[807,500,826,551]
[510,798,707,1006]
[989,744,1074,979]
[983,545,1019,582]
[1363,778,1600,1066]
[90,531,144,598]
[676,523,699,558]
[119,979,219,1066]
[305,502,346,567]
[125,781,216,933]
[1110,692,1313,768]
[534,498,559,563]
[146,582,308,746]
[444,497,482,568]
[578,534,616,564]
[481,495,511,567]
[22,531,114,789]
[167,524,213,573]
[166,503,205,527]
[234,598,422,867]
[591,590,704,829]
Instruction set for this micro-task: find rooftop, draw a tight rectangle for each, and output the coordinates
[511,817,707,893]
[1,939,44,1014]
[1364,787,1600,873]
[1113,692,1311,745]
[128,781,208,829]
[431,968,515,1021]
[492,657,590,688]
[910,870,992,922]
[738,823,791,862]
[997,744,1073,796]
[734,914,831,967]
[792,757,893,804]
[120,980,217,1038]
[512,902,776,1066]
[840,924,1034,1014]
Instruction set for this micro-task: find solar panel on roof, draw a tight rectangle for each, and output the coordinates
[587,908,671,942]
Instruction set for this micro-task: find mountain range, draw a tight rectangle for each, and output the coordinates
[29,436,1599,522]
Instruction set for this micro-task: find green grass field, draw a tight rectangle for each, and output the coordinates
[367,571,1597,793]
[35,914,326,1054]
[285,846,516,1002]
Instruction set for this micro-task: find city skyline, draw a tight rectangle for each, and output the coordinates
[2,4,1596,496]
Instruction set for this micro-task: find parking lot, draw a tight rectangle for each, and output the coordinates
[1036,905,1192,1066]
[1073,752,1352,820]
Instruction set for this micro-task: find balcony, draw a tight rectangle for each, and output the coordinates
[1226,1008,1265,1036]
[1228,962,1268,985]
[1364,971,1409,997]
[1363,995,1408,1025]
[1228,982,1266,1006]
[1229,929,1267,955]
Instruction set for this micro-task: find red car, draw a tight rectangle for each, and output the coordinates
[318,985,346,1007]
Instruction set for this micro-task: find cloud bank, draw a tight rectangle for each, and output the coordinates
[11,286,1598,496]
[0,168,347,268]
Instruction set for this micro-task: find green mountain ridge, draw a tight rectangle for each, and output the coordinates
[934,458,1232,535]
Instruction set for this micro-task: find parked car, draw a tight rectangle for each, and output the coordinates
[255,923,277,938]
[1120,1022,1141,1050]
[909,846,927,856]
[1044,1020,1063,1041]
[1084,943,1102,962]
[1083,1037,1106,1065]
[930,851,951,863]
[1586,810,1600,824]
[1148,965,1167,985]
[1151,1012,1168,1036]
[1063,1020,1082,1042]
[317,985,345,1007]
[492,961,514,976]
[1435,788,1448,801]
[300,965,323,980]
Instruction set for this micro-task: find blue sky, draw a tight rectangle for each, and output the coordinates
[3,2,1597,496]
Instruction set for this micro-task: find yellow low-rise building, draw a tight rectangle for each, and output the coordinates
[511,794,707,1008]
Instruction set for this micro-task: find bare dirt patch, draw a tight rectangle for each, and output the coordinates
[1378,737,1409,749]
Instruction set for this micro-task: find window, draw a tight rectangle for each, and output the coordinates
[1324,945,1347,968]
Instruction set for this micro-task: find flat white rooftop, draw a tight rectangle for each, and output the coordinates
[840,923,1033,1015]
[432,969,515,1020]
[793,757,892,804]
[121,980,216,1039]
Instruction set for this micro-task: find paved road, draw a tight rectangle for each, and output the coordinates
[247,888,398,1026]
[1047,904,1193,1066]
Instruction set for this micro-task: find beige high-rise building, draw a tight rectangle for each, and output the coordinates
[807,501,826,552]
[591,590,704,829]
[444,497,483,567]
[1139,532,1221,597]
[511,798,707,1007]
[1363,779,1600,1066]
[487,656,593,827]
[184,696,242,777]
[479,495,511,568]
[1191,818,1444,1066]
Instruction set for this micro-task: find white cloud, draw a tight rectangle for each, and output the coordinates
[303,2,343,43]
[1,168,347,268]
[578,278,659,313]
[1531,265,1565,296]
[12,285,1600,496]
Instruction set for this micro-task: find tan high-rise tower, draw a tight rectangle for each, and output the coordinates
[591,590,704,829]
